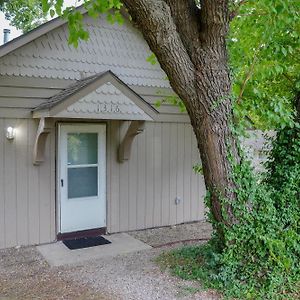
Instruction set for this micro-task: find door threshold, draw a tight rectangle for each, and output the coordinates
[57,227,107,241]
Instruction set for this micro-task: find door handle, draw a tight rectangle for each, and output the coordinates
[61,179,64,187]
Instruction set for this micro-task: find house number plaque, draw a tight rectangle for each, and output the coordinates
[97,103,121,114]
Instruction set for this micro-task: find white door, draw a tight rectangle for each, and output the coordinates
[58,124,106,233]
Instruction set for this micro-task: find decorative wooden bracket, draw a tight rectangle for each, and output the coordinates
[33,118,51,165]
[118,120,145,163]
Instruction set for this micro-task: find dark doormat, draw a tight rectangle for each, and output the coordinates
[63,236,111,250]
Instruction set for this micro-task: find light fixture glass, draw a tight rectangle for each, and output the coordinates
[6,126,16,140]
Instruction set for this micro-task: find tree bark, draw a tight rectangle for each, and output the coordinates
[122,0,240,241]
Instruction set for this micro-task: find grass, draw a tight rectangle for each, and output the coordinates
[156,243,222,291]
[156,243,300,300]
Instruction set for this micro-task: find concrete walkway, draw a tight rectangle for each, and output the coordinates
[37,233,151,267]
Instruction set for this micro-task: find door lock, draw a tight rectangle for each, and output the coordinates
[61,179,64,187]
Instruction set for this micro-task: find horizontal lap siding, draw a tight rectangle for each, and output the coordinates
[0,118,55,249]
[107,121,205,233]
[0,77,73,111]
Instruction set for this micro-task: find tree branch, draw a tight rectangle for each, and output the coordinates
[163,0,202,63]
[121,0,199,112]
[199,0,230,43]
[236,55,257,104]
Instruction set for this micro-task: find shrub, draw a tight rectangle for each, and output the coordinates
[158,125,300,299]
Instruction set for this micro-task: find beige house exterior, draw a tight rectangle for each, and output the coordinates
[0,11,209,249]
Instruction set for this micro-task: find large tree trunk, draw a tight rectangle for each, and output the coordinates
[123,0,240,241]
[191,1,239,228]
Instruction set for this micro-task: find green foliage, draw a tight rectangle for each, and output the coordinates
[1,0,123,44]
[193,162,204,175]
[146,53,158,66]
[154,94,186,113]
[42,0,124,47]
[229,0,300,130]
[74,1,122,47]
[159,127,300,299]
[215,143,299,298]
[0,0,47,32]
[265,125,300,192]
[153,86,186,113]
[157,243,222,288]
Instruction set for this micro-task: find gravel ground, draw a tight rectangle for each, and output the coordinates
[128,221,212,247]
[0,222,219,300]
[0,247,113,300]
[66,245,220,300]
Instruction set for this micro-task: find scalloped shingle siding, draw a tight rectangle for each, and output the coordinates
[56,82,153,120]
[0,16,169,88]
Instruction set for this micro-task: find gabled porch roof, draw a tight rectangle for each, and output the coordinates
[33,70,158,121]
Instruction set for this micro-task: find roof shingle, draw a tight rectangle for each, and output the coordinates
[34,73,103,110]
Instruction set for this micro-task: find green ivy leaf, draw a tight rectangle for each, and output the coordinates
[50,8,55,18]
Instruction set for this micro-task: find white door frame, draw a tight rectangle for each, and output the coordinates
[56,122,107,235]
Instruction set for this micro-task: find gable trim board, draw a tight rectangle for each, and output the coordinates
[0,9,207,250]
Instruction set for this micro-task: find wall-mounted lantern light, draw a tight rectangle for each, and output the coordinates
[6,126,16,140]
